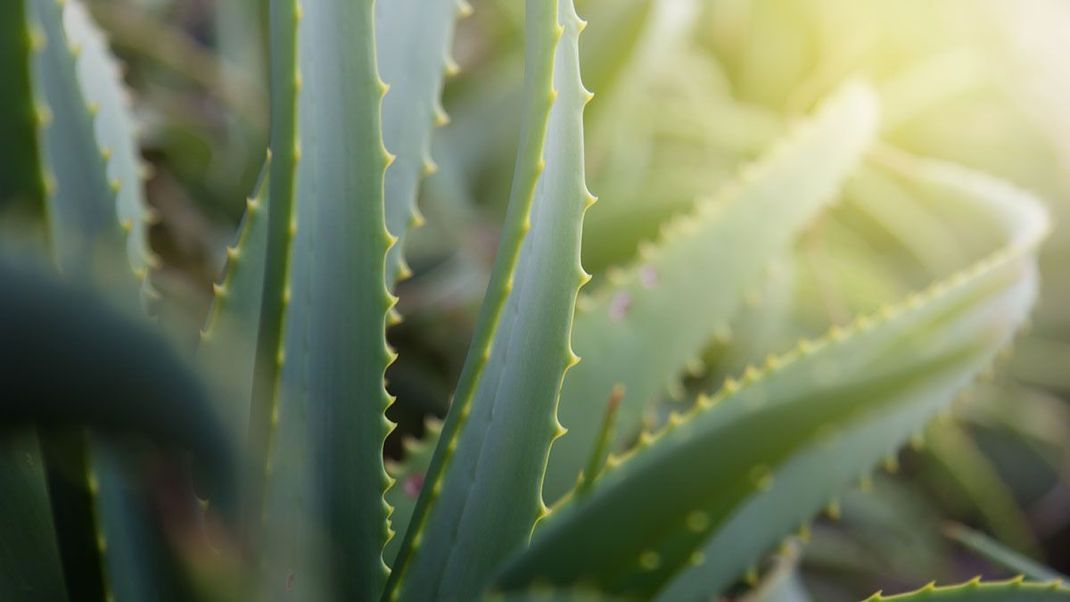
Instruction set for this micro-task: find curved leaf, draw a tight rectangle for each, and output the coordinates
[498,157,1047,600]
[545,81,880,500]
[0,260,234,510]
[0,7,64,598]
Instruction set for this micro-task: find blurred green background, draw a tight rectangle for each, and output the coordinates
[84,0,1070,598]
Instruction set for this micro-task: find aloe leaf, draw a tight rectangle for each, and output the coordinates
[863,578,1070,601]
[257,0,396,598]
[384,420,442,565]
[497,158,1047,600]
[0,0,46,216]
[944,524,1066,583]
[61,0,152,280]
[244,0,299,535]
[1,257,231,600]
[199,165,271,440]
[0,10,60,597]
[28,1,175,599]
[0,260,236,511]
[386,1,594,599]
[383,0,559,594]
[0,259,236,601]
[377,0,467,284]
[31,0,123,275]
[544,81,880,500]
[37,428,106,601]
[0,433,67,601]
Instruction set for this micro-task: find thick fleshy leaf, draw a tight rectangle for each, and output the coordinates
[0,5,63,598]
[0,0,45,216]
[498,157,1047,600]
[29,1,173,598]
[62,0,152,279]
[32,0,129,285]
[0,260,235,510]
[387,0,595,598]
[545,81,880,500]
[199,166,270,440]
[377,0,467,284]
[257,0,396,599]
[382,0,562,595]
[0,433,67,601]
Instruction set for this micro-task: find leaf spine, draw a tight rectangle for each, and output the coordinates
[685,510,709,533]
[639,550,660,571]
[444,56,460,77]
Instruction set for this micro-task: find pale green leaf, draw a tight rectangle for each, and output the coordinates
[545,81,880,500]
[388,0,595,598]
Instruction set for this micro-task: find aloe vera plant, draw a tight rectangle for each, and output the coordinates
[1,0,1068,600]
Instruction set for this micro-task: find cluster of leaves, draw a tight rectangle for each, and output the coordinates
[1,0,1069,601]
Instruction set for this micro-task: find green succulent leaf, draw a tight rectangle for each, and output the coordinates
[199,165,271,440]
[0,0,46,216]
[0,257,232,601]
[0,433,67,601]
[258,0,396,599]
[497,156,1047,600]
[0,26,54,602]
[245,0,300,526]
[544,81,880,500]
[0,260,235,512]
[31,9,184,592]
[377,0,468,284]
[863,578,1070,601]
[383,0,560,593]
[61,0,152,280]
[28,1,178,599]
[1,256,229,602]
[30,0,139,294]
[387,0,595,598]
